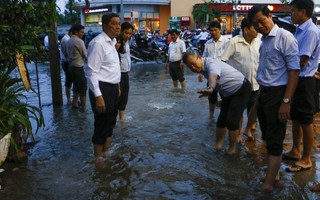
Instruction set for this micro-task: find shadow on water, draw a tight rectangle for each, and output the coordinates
[0,61,315,199]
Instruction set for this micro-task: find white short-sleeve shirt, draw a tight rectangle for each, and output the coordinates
[203,36,229,59]
[168,39,186,62]
[221,35,261,91]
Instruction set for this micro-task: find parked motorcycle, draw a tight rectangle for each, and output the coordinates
[184,39,201,55]
[130,42,167,64]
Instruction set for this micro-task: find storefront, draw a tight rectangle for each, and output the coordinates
[83,6,112,27]
[79,3,169,34]
[195,3,291,34]
[123,8,160,32]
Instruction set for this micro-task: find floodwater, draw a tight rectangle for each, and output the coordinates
[1,61,320,200]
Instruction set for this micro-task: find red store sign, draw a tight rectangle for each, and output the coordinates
[180,16,190,27]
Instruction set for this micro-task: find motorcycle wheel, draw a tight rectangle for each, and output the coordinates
[156,52,167,64]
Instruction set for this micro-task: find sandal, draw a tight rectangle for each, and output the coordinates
[285,164,311,173]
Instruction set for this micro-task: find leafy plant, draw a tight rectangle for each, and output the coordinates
[193,0,222,28]
[0,67,44,141]
[0,0,50,160]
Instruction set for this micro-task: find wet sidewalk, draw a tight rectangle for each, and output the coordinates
[1,62,320,199]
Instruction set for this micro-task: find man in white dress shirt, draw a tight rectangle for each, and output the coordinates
[221,18,261,142]
[84,13,121,163]
[167,29,186,89]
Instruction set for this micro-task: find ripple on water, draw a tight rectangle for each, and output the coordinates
[147,102,176,110]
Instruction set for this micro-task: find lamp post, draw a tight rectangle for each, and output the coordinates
[234,0,237,30]
[120,0,124,23]
[234,0,241,30]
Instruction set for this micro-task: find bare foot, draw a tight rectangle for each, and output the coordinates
[282,151,301,161]
[215,137,224,150]
[215,134,225,150]
[227,146,236,155]
[244,129,255,141]
[102,151,111,158]
[94,157,106,168]
[261,180,283,192]
[251,123,257,131]
[215,142,223,150]
[261,183,274,192]
[236,134,243,144]
[310,183,320,192]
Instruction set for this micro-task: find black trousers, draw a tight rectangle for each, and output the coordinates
[118,72,130,111]
[257,85,286,156]
[89,82,119,145]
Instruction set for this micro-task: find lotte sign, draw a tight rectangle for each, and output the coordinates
[232,5,276,11]
[232,5,253,11]
[207,3,289,13]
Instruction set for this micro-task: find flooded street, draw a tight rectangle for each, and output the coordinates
[1,61,320,199]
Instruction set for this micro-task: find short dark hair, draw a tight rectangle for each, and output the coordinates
[121,22,134,32]
[209,21,221,30]
[241,18,252,32]
[248,5,270,23]
[102,13,120,26]
[170,29,180,35]
[71,24,84,34]
[290,0,314,18]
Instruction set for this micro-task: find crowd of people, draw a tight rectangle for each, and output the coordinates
[56,0,320,193]
[170,0,320,193]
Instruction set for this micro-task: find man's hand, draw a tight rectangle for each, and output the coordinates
[95,95,105,113]
[315,71,320,79]
[278,103,291,123]
[197,87,214,98]
[198,74,203,82]
[179,61,184,69]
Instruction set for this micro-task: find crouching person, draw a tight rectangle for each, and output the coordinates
[182,49,251,154]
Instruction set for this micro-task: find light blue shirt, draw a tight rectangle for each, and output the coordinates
[202,57,245,97]
[295,19,320,77]
[257,25,300,87]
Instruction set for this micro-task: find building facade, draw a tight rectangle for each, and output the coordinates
[76,0,170,34]
[171,0,320,33]
[73,0,320,36]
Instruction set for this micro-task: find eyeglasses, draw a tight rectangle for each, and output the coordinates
[187,56,199,68]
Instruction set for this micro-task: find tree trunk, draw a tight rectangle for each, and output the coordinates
[48,14,63,107]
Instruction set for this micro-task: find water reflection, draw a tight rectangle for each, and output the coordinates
[0,61,315,199]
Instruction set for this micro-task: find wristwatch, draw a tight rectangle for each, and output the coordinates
[282,98,291,104]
